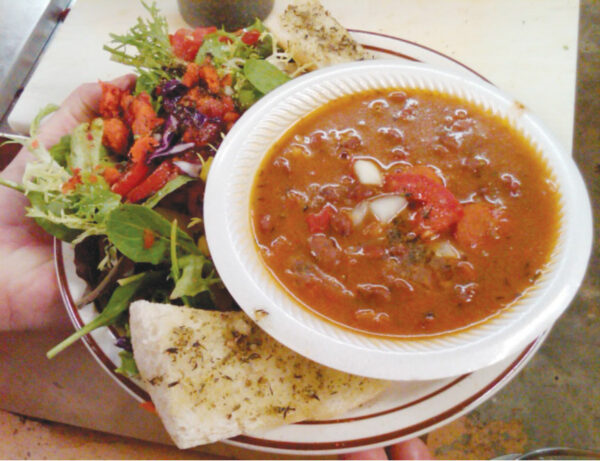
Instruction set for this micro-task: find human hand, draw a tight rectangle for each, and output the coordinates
[340,438,432,460]
[0,74,136,331]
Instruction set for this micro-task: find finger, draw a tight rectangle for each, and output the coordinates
[387,438,432,460]
[340,447,389,460]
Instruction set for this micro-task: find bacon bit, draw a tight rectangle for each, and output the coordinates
[31,139,39,149]
[139,401,156,414]
[102,117,130,155]
[182,62,202,88]
[99,81,127,118]
[87,174,98,184]
[122,92,163,137]
[223,111,240,124]
[199,62,221,94]
[129,136,157,163]
[61,169,82,193]
[143,228,155,249]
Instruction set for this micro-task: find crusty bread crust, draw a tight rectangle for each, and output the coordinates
[129,301,389,448]
[265,0,373,70]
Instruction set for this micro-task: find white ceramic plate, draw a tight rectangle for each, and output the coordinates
[55,31,588,455]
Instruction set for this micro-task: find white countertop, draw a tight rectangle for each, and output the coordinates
[9,0,578,152]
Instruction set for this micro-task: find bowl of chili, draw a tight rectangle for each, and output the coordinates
[204,60,592,380]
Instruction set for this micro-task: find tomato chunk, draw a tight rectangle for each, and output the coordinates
[241,28,261,45]
[306,204,335,233]
[384,173,463,235]
[170,26,217,62]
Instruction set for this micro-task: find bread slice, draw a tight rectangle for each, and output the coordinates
[129,301,389,448]
[265,0,374,70]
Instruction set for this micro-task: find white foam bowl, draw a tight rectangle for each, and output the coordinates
[204,60,592,381]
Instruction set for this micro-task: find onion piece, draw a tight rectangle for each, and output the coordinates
[353,159,382,186]
[369,195,408,223]
[173,160,202,177]
[431,240,462,259]
[350,201,369,226]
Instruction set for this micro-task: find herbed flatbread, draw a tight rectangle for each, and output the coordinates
[129,300,389,449]
[265,0,374,70]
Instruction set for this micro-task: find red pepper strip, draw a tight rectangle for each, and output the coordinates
[241,28,261,45]
[384,173,463,234]
[126,161,179,203]
[306,204,335,233]
[111,160,150,198]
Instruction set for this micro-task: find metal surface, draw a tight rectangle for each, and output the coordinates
[0,0,72,134]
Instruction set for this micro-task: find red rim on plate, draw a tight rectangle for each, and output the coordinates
[54,30,545,455]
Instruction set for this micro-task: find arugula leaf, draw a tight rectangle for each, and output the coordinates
[244,58,291,94]
[106,204,200,264]
[195,33,237,66]
[75,181,122,222]
[236,81,264,109]
[170,254,219,299]
[46,271,159,358]
[142,174,193,209]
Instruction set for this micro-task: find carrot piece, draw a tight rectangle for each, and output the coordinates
[454,202,500,248]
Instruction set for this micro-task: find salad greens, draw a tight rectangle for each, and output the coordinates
[0,1,298,373]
